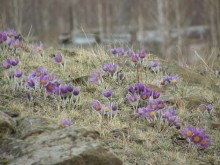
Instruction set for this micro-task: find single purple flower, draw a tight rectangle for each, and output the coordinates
[89,70,101,83]
[92,100,102,111]
[2,60,11,69]
[54,54,63,64]
[59,85,68,94]
[138,50,146,59]
[60,119,73,127]
[145,109,156,119]
[33,42,43,55]
[73,87,80,96]
[111,102,118,111]
[140,90,151,101]
[101,64,109,72]
[127,85,135,94]
[7,28,17,38]
[136,107,147,117]
[39,75,48,86]
[8,57,19,66]
[134,82,145,93]
[200,136,211,148]
[148,100,158,110]
[111,48,117,54]
[131,54,139,63]
[152,90,160,99]
[127,50,133,56]
[157,100,165,109]
[26,76,35,88]
[14,69,23,78]
[169,74,179,85]
[206,104,213,113]
[117,48,125,55]
[182,126,194,138]
[103,89,112,98]
[108,64,117,74]
[127,93,139,106]
[197,104,207,114]
[149,60,159,68]
[118,72,124,80]
[67,83,74,92]
[45,82,56,93]
[11,39,22,50]
[102,104,111,115]
[46,74,56,82]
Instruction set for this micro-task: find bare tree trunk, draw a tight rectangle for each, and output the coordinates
[98,0,103,35]
[12,0,23,32]
[209,0,217,45]
[174,0,182,48]
[157,0,166,55]
[138,1,144,48]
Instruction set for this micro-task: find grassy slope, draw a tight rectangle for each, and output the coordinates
[1,41,220,165]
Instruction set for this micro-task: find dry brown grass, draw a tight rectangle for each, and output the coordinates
[1,42,220,165]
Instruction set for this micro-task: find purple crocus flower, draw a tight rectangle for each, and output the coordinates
[134,82,145,93]
[101,64,109,72]
[14,69,23,78]
[60,85,68,94]
[89,70,101,83]
[111,48,117,54]
[200,136,211,148]
[39,75,48,86]
[92,100,102,111]
[108,64,117,74]
[8,57,19,66]
[206,104,213,113]
[67,83,74,92]
[197,104,207,114]
[11,39,22,50]
[45,82,56,93]
[118,72,124,80]
[169,74,179,85]
[149,60,159,68]
[103,89,112,98]
[157,100,165,109]
[127,93,139,106]
[131,54,139,63]
[127,85,135,94]
[117,48,125,55]
[182,126,194,138]
[148,100,158,110]
[140,90,151,101]
[54,54,63,64]
[60,119,73,127]
[138,50,146,59]
[127,50,133,56]
[145,109,156,119]
[7,28,17,38]
[73,87,80,96]
[46,74,56,82]
[136,107,147,117]
[26,76,35,88]
[152,90,160,99]
[111,102,118,111]
[2,60,11,69]
[33,42,43,55]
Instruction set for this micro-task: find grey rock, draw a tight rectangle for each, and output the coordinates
[0,114,122,165]
[0,111,17,136]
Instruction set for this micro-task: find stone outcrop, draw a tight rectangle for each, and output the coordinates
[0,111,122,165]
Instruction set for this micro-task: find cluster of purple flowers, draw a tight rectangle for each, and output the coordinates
[101,63,117,75]
[126,82,160,106]
[26,66,80,96]
[160,74,179,85]
[89,63,124,84]
[92,100,118,119]
[197,103,213,115]
[0,28,22,50]
[137,102,181,128]
[2,57,23,79]
[110,48,148,63]
[182,126,211,148]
